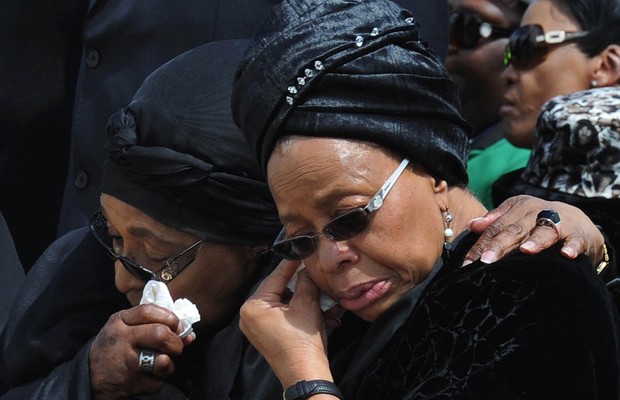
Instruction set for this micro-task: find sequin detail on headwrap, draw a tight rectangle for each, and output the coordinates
[233,0,471,185]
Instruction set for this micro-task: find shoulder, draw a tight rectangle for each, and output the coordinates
[424,231,616,331]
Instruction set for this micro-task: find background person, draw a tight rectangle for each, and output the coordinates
[0,39,281,400]
[445,0,532,208]
[493,87,620,307]
[228,0,620,399]
[498,0,620,149]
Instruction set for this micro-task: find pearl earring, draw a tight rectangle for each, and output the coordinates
[591,79,598,87]
[443,210,454,250]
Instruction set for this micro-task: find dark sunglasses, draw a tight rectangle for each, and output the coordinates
[89,211,205,283]
[271,158,410,260]
[449,10,513,49]
[503,24,589,69]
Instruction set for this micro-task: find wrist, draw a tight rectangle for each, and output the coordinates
[277,354,332,389]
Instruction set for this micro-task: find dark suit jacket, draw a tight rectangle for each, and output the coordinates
[0,0,448,270]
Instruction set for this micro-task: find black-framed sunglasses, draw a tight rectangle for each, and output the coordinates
[449,10,514,49]
[503,24,589,69]
[271,158,410,260]
[89,211,205,283]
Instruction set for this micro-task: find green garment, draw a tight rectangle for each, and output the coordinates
[467,138,531,209]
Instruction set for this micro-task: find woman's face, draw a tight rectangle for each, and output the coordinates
[446,0,523,134]
[100,194,256,329]
[267,138,448,322]
[500,0,595,148]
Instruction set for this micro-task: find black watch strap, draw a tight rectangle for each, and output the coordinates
[283,379,343,400]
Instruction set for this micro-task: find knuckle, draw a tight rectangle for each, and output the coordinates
[467,242,486,258]
[150,324,173,343]
[155,355,176,378]
[484,220,504,238]
[239,303,254,324]
[505,223,525,236]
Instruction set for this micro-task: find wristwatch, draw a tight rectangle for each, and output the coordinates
[283,380,344,400]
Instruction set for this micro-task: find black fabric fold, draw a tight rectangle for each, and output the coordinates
[101,39,282,245]
[232,0,471,185]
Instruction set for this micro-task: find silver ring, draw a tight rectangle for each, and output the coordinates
[536,209,561,236]
[138,349,156,374]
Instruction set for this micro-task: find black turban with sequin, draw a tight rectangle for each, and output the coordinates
[101,39,281,245]
[232,0,471,185]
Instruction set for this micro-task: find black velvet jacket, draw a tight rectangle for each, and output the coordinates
[353,233,620,399]
[203,232,620,400]
[493,168,620,311]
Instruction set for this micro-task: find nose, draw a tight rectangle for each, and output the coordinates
[314,236,359,274]
[114,261,145,297]
[501,62,517,85]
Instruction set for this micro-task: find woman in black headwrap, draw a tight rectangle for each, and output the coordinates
[0,39,282,400]
[232,0,620,399]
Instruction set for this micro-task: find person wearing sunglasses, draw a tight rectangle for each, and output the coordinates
[500,0,620,149]
[445,0,533,209]
[222,0,620,398]
[0,39,283,400]
[494,87,620,310]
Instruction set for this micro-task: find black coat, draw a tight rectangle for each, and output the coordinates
[0,227,127,397]
[203,233,620,399]
[0,211,24,334]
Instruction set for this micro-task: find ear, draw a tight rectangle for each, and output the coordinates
[429,177,449,211]
[592,44,620,86]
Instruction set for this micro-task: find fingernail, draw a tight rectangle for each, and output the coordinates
[480,250,497,264]
[521,241,536,252]
[461,259,473,267]
[467,217,484,227]
[561,246,577,258]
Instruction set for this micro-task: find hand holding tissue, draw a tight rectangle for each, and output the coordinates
[287,262,337,312]
[140,280,201,338]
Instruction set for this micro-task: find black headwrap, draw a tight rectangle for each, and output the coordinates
[232,0,471,185]
[101,39,281,246]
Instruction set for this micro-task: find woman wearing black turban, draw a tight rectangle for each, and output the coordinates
[0,39,282,400]
[231,0,620,399]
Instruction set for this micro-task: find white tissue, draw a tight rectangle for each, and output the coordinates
[286,262,338,312]
[140,280,201,338]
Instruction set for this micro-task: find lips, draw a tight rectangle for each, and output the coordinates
[499,97,517,116]
[337,280,391,312]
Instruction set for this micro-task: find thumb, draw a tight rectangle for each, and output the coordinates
[290,267,320,308]
[253,258,301,299]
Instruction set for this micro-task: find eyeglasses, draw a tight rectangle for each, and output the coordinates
[271,158,410,260]
[89,211,205,283]
[503,24,589,69]
[449,10,514,49]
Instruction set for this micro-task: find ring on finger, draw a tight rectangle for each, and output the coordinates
[535,209,561,236]
[138,348,156,374]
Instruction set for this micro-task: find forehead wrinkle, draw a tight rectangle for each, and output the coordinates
[272,160,374,223]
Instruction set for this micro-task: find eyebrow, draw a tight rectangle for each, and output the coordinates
[126,226,180,250]
[278,186,371,225]
[103,217,183,252]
